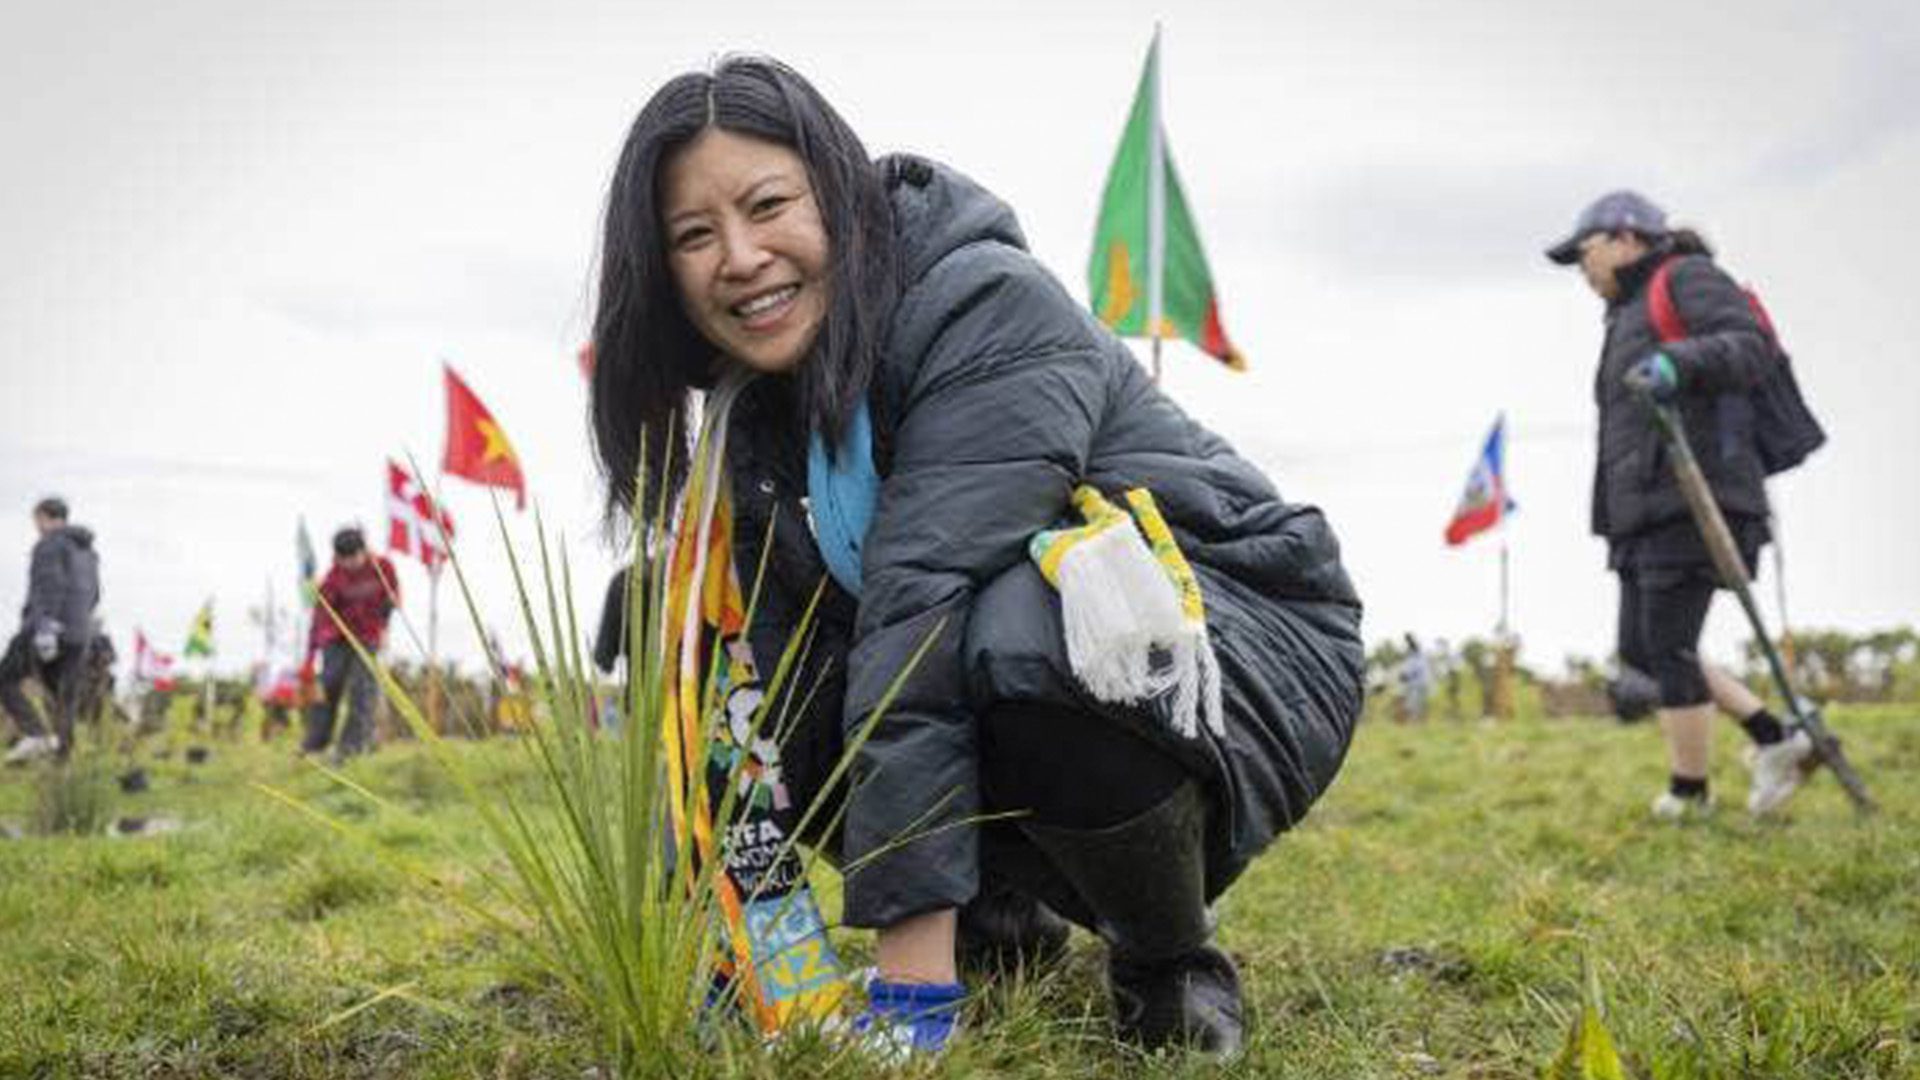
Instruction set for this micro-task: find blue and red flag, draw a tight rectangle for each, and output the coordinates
[1444,414,1516,546]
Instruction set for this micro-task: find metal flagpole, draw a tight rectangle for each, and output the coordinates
[1771,512,1796,674]
[200,601,216,735]
[1493,528,1515,720]
[427,455,448,736]
[262,578,278,670]
[1498,536,1510,639]
[1493,419,1515,719]
[427,563,443,735]
[1146,23,1166,385]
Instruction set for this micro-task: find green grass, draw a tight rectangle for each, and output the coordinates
[2,710,1914,1078]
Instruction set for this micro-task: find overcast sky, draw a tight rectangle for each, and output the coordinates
[2,0,1915,680]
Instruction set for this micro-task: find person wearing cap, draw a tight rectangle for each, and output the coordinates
[1546,191,1811,820]
[1,497,102,763]
[301,526,399,761]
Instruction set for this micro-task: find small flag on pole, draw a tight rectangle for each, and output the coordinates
[443,364,527,509]
[388,460,455,570]
[1445,414,1517,547]
[134,629,177,688]
[183,601,215,659]
[1088,29,1246,371]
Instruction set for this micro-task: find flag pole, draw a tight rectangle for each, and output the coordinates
[430,440,447,736]
[1495,417,1515,719]
[1498,534,1510,639]
[1146,22,1166,385]
[201,602,216,736]
[428,562,443,735]
[1770,511,1795,675]
[262,577,277,669]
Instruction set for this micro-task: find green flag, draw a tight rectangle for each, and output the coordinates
[183,600,215,659]
[1088,30,1245,370]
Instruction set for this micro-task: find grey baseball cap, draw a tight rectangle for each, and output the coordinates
[1545,190,1669,264]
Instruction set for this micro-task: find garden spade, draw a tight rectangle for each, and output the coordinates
[1641,394,1875,813]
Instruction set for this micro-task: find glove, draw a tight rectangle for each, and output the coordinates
[1624,351,1680,401]
[32,621,61,662]
[850,978,965,1059]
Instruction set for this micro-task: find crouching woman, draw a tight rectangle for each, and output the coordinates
[587,55,1364,1059]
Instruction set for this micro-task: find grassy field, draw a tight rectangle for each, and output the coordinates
[2,708,1914,1079]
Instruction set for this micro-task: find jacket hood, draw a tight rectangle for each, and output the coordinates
[54,525,94,550]
[880,154,1028,286]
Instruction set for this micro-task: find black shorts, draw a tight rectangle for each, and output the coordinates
[1616,570,1716,708]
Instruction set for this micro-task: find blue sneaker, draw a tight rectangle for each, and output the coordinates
[850,978,965,1059]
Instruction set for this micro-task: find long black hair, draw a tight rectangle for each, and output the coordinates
[1665,227,1714,258]
[1630,226,1715,259]
[589,55,898,521]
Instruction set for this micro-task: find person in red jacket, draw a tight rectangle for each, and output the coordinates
[302,526,398,761]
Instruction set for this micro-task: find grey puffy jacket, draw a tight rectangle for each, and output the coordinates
[23,525,101,645]
[728,158,1364,928]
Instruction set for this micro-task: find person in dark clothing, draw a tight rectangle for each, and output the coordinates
[1547,191,1812,820]
[588,567,635,732]
[302,527,398,762]
[590,566,631,676]
[3,497,102,764]
[588,57,1364,1058]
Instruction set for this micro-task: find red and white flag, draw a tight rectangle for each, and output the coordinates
[387,460,455,570]
[133,629,176,688]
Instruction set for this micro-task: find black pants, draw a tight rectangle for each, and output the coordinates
[778,695,1197,924]
[973,701,1198,928]
[979,701,1189,830]
[0,631,83,748]
[302,643,380,756]
[1616,571,1716,708]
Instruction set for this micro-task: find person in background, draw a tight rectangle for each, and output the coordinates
[1397,633,1432,723]
[1432,638,1463,721]
[301,527,398,762]
[1546,190,1811,820]
[255,660,301,741]
[2,497,101,764]
[591,565,632,678]
[589,567,636,733]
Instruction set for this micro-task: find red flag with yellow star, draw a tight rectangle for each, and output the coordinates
[442,364,527,510]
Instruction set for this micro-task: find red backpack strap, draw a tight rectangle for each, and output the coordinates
[1646,257,1686,343]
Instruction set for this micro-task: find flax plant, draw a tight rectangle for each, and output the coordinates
[266,442,938,1079]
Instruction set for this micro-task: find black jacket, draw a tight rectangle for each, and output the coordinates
[725,158,1364,928]
[1592,251,1773,558]
[23,525,101,645]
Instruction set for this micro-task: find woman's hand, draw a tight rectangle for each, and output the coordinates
[1624,351,1680,401]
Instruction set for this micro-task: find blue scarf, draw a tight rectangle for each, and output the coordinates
[807,402,878,598]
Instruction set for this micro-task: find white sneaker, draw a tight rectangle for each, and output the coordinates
[3,734,60,765]
[1650,791,1713,822]
[1746,729,1816,816]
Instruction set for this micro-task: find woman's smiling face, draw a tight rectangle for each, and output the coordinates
[661,129,830,374]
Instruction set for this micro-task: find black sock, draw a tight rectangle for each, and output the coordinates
[1669,775,1709,801]
[1740,708,1786,746]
